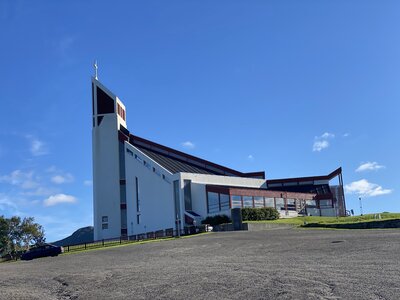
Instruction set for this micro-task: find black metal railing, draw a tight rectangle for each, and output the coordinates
[62,225,209,253]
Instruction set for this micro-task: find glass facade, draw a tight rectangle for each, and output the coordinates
[319,199,332,207]
[231,195,242,208]
[265,198,274,207]
[254,196,264,208]
[287,199,296,211]
[275,198,285,211]
[207,192,233,213]
[243,196,253,208]
[207,192,220,214]
[220,194,230,211]
[204,187,324,214]
[306,200,317,207]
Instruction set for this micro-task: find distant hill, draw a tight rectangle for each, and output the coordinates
[52,226,94,247]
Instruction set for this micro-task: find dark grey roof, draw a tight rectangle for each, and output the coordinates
[136,146,215,175]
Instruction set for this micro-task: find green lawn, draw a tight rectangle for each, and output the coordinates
[247,213,400,225]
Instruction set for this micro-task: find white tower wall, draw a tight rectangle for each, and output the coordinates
[92,78,125,240]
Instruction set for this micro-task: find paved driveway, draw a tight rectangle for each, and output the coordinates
[1,229,400,299]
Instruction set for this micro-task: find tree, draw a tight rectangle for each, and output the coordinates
[0,215,45,259]
[20,217,45,248]
[0,216,9,256]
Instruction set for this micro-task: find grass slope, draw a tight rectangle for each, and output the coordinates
[248,213,400,225]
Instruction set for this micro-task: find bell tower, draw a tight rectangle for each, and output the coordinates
[92,75,127,240]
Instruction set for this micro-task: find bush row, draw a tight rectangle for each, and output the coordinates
[241,207,280,221]
[201,215,231,226]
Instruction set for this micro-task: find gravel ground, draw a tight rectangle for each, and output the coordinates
[1,229,400,300]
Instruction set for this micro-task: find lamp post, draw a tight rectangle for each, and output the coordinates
[359,197,363,216]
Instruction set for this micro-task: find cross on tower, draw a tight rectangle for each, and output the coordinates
[94,60,98,80]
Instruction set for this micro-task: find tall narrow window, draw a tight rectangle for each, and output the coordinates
[184,180,192,211]
[135,177,140,212]
[173,180,181,231]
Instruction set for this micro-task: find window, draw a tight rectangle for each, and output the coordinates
[220,194,230,211]
[287,199,296,211]
[126,149,134,156]
[163,175,171,183]
[135,177,140,212]
[153,167,161,177]
[254,196,264,208]
[136,214,140,225]
[144,160,151,170]
[243,196,253,208]
[207,192,230,213]
[102,216,109,230]
[319,199,332,207]
[184,180,192,211]
[306,200,317,207]
[121,209,127,229]
[135,154,143,163]
[117,103,126,121]
[173,181,180,230]
[275,198,285,211]
[97,86,115,114]
[207,192,219,214]
[265,198,274,208]
[231,195,242,208]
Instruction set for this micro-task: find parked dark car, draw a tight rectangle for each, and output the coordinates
[21,244,64,261]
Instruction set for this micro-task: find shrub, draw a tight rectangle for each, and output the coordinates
[241,207,280,221]
[201,215,231,226]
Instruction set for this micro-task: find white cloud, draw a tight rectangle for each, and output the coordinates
[345,179,392,197]
[181,141,195,149]
[313,140,329,152]
[356,162,385,172]
[51,173,74,184]
[247,154,254,161]
[321,132,335,139]
[343,133,350,137]
[83,180,93,186]
[26,135,48,156]
[313,132,335,152]
[0,170,39,189]
[43,194,77,207]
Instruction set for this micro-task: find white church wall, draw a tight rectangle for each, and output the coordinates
[124,142,176,235]
[92,113,121,240]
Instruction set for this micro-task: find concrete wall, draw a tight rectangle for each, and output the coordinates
[92,79,122,241]
[303,219,400,229]
[320,208,336,217]
[179,173,266,219]
[124,143,177,235]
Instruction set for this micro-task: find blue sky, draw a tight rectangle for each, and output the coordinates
[0,1,399,241]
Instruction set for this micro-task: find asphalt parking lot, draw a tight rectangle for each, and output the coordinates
[1,229,400,300]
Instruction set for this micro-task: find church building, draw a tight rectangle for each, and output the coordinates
[92,77,346,240]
